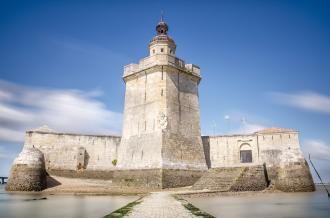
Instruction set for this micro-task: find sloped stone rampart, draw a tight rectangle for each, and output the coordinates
[47,169,114,180]
[162,169,205,188]
[6,147,47,191]
[274,161,315,192]
[112,169,163,189]
[112,169,205,189]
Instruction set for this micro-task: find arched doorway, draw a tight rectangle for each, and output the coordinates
[240,144,252,163]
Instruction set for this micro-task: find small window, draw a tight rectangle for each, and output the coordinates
[170,49,172,54]
[161,48,164,53]
[153,49,155,54]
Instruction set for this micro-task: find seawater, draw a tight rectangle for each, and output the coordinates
[185,185,330,218]
[1,185,329,218]
[0,185,138,218]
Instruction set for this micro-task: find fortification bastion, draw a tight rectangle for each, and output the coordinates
[6,18,315,193]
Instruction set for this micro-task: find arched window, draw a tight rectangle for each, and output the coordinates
[240,143,252,163]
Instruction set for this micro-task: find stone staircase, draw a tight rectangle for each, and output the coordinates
[230,165,268,191]
[192,165,268,192]
[191,167,244,191]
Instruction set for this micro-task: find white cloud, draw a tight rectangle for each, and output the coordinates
[0,79,122,143]
[302,139,330,161]
[230,119,266,134]
[270,91,330,114]
[221,111,268,135]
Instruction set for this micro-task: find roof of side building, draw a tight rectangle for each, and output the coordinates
[255,127,297,134]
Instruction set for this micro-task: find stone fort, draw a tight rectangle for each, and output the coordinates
[6,18,314,192]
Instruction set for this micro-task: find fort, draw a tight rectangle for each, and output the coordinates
[6,18,314,193]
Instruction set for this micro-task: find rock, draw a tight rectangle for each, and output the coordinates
[6,146,47,191]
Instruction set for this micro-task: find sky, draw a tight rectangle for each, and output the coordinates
[1,0,330,181]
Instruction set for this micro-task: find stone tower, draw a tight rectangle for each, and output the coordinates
[116,18,207,188]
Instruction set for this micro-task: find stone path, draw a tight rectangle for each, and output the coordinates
[124,192,197,218]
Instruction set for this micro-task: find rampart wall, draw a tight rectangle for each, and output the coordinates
[24,130,121,172]
[204,130,305,168]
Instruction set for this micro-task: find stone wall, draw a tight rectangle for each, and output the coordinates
[118,65,207,171]
[118,67,164,169]
[204,129,306,168]
[273,161,315,192]
[6,147,47,191]
[162,169,205,188]
[24,130,121,172]
[112,169,163,189]
[112,168,204,189]
[257,131,305,166]
[163,67,207,171]
[201,129,315,192]
[206,134,259,167]
[229,165,268,191]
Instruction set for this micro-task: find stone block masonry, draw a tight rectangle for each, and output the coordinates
[6,147,47,191]
[6,18,315,193]
[24,128,121,173]
[200,128,315,192]
[116,18,207,188]
[121,192,207,218]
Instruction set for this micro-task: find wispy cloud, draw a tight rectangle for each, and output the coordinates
[0,79,122,143]
[51,37,129,64]
[230,118,266,134]
[213,112,268,135]
[302,139,330,161]
[270,91,330,114]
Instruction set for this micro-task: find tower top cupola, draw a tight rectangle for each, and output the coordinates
[149,14,176,56]
[156,15,168,35]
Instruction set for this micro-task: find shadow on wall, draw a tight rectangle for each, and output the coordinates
[46,176,62,188]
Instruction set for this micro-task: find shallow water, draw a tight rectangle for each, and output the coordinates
[185,185,330,218]
[0,185,138,218]
[1,185,329,218]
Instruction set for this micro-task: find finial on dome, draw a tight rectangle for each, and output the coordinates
[156,12,168,35]
[160,10,164,22]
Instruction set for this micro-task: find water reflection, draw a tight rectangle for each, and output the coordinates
[1,185,329,218]
[0,185,138,218]
[185,185,330,218]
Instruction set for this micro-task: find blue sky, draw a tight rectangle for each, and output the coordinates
[1,0,330,181]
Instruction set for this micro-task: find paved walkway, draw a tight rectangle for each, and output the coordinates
[124,192,197,218]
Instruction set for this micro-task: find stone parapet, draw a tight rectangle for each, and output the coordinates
[123,54,200,79]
